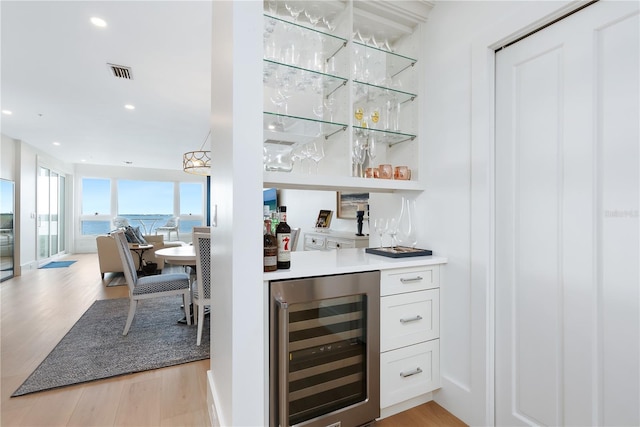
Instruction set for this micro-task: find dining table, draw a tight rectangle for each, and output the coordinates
[155,245,199,324]
[155,245,196,266]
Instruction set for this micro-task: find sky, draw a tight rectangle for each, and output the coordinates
[82,178,202,215]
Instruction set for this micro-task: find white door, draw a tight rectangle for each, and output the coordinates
[495,2,639,426]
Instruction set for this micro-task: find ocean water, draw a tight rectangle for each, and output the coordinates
[82,215,203,237]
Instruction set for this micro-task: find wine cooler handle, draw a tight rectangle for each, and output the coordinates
[277,298,289,427]
[400,276,423,283]
[399,367,423,378]
[399,315,423,324]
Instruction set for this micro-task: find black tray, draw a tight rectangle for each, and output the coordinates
[365,246,433,258]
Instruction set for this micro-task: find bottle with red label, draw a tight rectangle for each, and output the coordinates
[276,206,291,269]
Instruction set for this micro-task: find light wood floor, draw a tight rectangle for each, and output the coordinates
[1,253,465,426]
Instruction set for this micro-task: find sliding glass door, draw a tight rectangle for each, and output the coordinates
[38,166,66,259]
[0,179,15,281]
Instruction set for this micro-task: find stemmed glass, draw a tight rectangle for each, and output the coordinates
[374,218,387,248]
[304,4,322,28]
[352,135,366,177]
[291,143,309,174]
[367,135,378,175]
[284,2,304,24]
[386,218,398,249]
[307,139,325,174]
[323,95,335,122]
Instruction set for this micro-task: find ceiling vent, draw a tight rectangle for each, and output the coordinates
[107,63,133,80]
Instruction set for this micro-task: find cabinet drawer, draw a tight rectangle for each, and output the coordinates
[380,340,440,408]
[380,266,439,296]
[326,238,355,249]
[380,289,439,352]
[303,235,325,250]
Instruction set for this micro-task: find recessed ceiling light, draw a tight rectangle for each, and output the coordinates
[53,141,61,146]
[90,17,107,27]
[124,104,135,110]
[2,110,12,115]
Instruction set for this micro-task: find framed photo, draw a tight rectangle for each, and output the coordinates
[315,210,333,228]
[337,192,369,219]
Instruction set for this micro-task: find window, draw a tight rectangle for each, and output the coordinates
[80,178,112,235]
[79,178,204,237]
[180,182,204,233]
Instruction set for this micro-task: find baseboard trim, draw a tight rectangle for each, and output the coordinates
[379,392,433,419]
[207,370,224,427]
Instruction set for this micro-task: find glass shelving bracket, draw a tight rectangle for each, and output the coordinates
[263,59,348,96]
[391,61,416,79]
[352,41,418,80]
[327,40,348,65]
[264,112,348,143]
[352,80,417,105]
[264,14,348,59]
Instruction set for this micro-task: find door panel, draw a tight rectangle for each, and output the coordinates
[495,2,639,425]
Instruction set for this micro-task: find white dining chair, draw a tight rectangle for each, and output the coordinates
[192,232,211,345]
[113,230,192,335]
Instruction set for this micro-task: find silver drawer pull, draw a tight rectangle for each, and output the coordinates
[399,367,423,378]
[399,315,423,324]
[400,276,423,283]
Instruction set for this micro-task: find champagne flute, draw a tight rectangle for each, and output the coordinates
[352,136,366,177]
[386,217,398,250]
[307,139,325,174]
[367,135,377,174]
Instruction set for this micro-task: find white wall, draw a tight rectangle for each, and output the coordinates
[1,134,16,180]
[421,1,576,425]
[279,189,369,249]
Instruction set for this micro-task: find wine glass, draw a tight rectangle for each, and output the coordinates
[304,4,322,28]
[323,95,336,122]
[352,136,366,177]
[367,135,377,174]
[285,2,304,24]
[374,218,387,248]
[307,139,325,174]
[323,11,339,31]
[291,143,308,174]
[386,218,398,249]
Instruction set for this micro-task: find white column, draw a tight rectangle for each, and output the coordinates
[208,1,265,426]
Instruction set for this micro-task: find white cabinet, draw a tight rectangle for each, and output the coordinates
[303,230,369,251]
[379,265,441,418]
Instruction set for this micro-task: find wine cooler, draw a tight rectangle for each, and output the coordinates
[270,271,380,427]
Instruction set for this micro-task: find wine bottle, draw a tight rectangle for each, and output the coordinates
[263,219,278,272]
[276,206,291,269]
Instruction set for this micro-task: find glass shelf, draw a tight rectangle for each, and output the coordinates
[352,80,417,105]
[352,126,416,147]
[264,14,347,63]
[352,41,417,79]
[264,112,347,144]
[263,60,348,97]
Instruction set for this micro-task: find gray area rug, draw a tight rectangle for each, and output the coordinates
[12,296,209,397]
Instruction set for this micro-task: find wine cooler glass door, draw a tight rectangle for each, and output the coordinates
[270,271,380,427]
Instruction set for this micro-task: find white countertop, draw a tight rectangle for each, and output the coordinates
[264,248,447,281]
